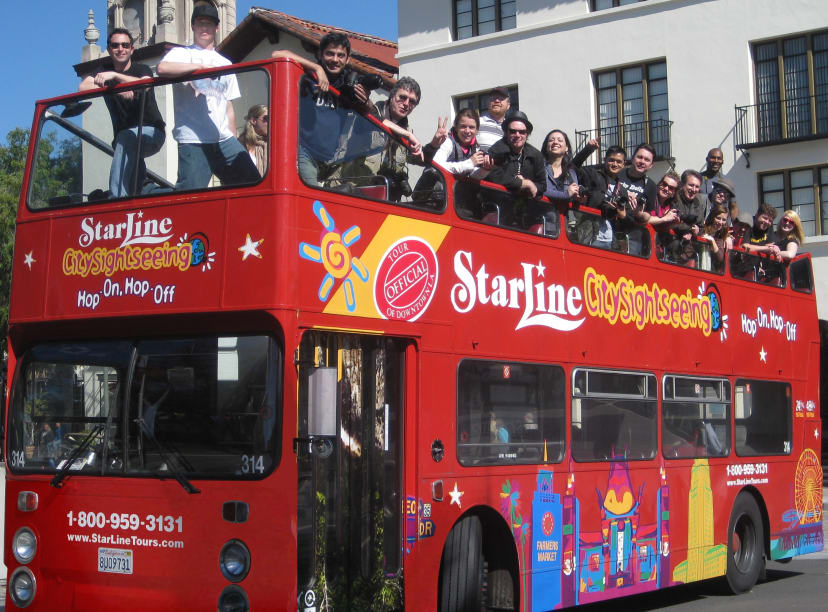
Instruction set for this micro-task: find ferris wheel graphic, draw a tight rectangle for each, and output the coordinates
[794,448,822,525]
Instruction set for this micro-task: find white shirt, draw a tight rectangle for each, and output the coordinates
[162,45,240,143]
[477,112,504,152]
[432,138,490,179]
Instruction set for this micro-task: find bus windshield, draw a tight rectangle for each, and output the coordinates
[28,66,269,209]
[7,335,281,480]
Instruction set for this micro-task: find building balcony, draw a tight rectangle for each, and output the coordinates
[575,118,673,166]
[735,93,828,149]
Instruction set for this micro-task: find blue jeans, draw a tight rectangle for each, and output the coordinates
[110,126,165,197]
[175,138,260,191]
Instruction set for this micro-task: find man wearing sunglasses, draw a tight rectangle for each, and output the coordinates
[79,28,165,197]
[487,111,546,199]
[363,77,430,201]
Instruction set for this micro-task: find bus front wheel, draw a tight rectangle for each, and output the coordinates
[725,493,764,594]
[439,515,484,612]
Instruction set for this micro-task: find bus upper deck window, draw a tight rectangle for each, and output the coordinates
[27,68,270,210]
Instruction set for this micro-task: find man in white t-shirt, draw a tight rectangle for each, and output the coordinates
[157,2,259,190]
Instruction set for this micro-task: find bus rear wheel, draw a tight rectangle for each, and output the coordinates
[439,515,484,612]
[725,493,764,594]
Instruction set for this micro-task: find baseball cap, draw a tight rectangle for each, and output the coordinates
[192,2,219,24]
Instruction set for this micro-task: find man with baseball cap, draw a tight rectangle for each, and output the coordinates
[477,86,511,153]
[157,1,259,190]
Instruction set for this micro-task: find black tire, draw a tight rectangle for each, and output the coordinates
[487,567,515,610]
[725,493,765,594]
[439,515,483,612]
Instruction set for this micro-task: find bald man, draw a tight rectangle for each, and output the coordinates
[700,148,724,196]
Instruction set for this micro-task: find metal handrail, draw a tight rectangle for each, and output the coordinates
[574,117,673,166]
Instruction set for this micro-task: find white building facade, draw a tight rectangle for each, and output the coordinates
[397,0,828,317]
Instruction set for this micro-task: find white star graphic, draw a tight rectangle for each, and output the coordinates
[238,234,263,261]
[23,251,35,270]
[759,346,767,362]
[536,260,546,277]
[137,210,143,218]
[449,482,464,508]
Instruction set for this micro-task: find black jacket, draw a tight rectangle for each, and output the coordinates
[486,139,546,196]
[579,165,630,219]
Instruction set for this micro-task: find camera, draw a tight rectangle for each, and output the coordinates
[340,71,384,100]
[378,166,412,199]
[577,185,589,198]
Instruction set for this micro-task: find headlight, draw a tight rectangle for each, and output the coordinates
[13,527,37,564]
[219,540,250,582]
[217,585,249,612]
[9,567,36,608]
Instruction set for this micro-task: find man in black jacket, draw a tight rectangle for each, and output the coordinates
[577,146,646,249]
[484,111,547,228]
[486,111,546,198]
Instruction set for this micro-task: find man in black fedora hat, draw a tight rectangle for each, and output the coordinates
[486,110,546,199]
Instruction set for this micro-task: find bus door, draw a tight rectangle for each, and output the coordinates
[296,332,405,610]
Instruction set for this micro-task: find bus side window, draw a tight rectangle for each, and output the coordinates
[457,360,565,466]
[789,257,813,293]
[734,380,791,456]
[571,369,657,462]
[662,376,730,459]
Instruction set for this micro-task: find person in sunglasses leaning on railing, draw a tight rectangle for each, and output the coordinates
[78,27,166,198]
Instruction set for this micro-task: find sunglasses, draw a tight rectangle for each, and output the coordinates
[658,183,677,191]
[109,41,132,49]
[508,129,527,135]
[395,93,418,106]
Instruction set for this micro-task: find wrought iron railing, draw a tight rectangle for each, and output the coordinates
[574,118,673,166]
[735,93,828,148]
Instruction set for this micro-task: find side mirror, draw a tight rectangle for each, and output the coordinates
[308,367,336,437]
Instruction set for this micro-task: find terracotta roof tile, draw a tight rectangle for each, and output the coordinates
[249,7,398,73]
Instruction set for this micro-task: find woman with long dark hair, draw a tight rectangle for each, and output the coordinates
[700,204,733,271]
[541,129,583,203]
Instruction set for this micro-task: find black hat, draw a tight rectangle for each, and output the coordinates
[503,110,533,135]
[711,177,735,198]
[192,2,219,24]
[489,86,510,98]
[672,222,693,236]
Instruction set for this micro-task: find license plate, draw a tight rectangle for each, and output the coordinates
[98,547,133,574]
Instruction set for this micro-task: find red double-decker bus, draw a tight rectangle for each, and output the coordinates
[2,55,823,611]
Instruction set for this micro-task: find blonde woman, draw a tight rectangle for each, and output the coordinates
[239,104,268,176]
[774,210,806,261]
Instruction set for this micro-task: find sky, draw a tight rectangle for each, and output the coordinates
[0,1,398,144]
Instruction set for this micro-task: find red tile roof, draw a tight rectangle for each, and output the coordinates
[219,7,398,84]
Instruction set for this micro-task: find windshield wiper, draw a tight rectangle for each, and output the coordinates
[50,424,105,488]
[136,419,200,494]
